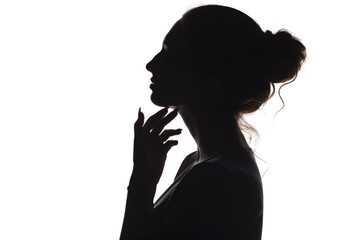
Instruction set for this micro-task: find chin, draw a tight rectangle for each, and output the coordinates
[150,95,166,107]
[150,91,181,108]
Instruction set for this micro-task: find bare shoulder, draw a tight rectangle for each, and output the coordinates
[174,151,197,180]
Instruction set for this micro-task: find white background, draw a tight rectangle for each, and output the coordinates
[1,0,359,239]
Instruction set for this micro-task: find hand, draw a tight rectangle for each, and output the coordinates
[132,107,182,187]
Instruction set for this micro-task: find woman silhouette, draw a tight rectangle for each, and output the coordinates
[120,5,306,240]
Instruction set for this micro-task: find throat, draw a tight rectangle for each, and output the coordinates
[178,106,250,163]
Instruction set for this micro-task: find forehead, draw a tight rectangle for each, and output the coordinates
[163,20,186,50]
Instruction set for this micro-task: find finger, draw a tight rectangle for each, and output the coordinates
[160,129,182,142]
[143,107,168,132]
[152,108,178,135]
[134,107,145,131]
[164,140,178,152]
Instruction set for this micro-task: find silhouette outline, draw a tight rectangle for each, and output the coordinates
[120,4,306,240]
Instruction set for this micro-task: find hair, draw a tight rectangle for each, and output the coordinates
[180,5,307,118]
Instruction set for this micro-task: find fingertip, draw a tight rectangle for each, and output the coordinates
[135,108,144,128]
[138,107,144,117]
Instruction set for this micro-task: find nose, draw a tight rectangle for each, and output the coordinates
[146,51,162,72]
[145,59,153,72]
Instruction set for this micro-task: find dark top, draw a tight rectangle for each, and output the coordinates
[148,146,263,240]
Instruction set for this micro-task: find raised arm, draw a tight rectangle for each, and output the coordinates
[120,107,181,240]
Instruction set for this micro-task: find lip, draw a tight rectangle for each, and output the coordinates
[150,83,156,90]
[151,77,159,84]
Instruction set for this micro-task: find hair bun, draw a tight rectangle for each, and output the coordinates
[264,30,274,39]
[263,29,306,84]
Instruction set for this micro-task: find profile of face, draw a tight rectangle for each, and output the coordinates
[146,20,200,108]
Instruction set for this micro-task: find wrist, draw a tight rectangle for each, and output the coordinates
[128,170,157,198]
[127,184,156,201]
[130,166,158,185]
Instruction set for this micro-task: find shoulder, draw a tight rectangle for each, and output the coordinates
[182,161,233,184]
[156,161,262,239]
[179,160,260,194]
[176,156,263,214]
[208,147,263,184]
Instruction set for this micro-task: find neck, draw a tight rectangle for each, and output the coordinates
[177,104,250,162]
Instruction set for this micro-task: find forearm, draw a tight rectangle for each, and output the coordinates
[120,172,157,240]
